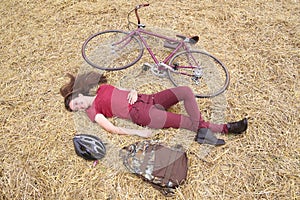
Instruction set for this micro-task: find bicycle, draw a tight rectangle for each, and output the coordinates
[82,3,230,98]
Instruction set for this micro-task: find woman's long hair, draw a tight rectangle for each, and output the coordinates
[60,72,107,111]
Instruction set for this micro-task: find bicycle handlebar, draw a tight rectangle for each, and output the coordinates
[128,3,150,29]
[136,3,150,9]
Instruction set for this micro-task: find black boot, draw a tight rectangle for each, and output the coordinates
[227,118,248,134]
[195,128,225,146]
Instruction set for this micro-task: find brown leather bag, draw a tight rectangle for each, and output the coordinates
[119,140,188,196]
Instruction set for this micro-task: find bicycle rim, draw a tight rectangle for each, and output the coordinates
[82,30,144,71]
[168,50,230,98]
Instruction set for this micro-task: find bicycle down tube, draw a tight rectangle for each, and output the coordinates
[130,28,188,68]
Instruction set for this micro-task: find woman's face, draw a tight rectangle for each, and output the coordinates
[69,94,89,111]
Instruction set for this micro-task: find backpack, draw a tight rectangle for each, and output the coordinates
[119,140,188,197]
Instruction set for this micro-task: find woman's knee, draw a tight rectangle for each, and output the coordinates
[172,86,194,99]
[182,86,193,94]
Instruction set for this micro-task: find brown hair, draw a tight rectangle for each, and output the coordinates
[60,72,107,111]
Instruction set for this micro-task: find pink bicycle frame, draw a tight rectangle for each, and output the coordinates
[113,3,198,72]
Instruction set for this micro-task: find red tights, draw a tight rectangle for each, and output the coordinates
[129,86,228,133]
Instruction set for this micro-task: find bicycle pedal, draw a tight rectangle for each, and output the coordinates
[142,63,152,71]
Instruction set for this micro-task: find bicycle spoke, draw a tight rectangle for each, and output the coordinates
[168,51,229,98]
[82,30,143,71]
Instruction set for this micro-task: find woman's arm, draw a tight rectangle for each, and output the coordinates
[94,113,153,138]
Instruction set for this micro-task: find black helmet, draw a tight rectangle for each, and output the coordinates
[73,134,106,160]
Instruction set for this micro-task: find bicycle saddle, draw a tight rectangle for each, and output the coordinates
[176,35,199,44]
[163,35,199,49]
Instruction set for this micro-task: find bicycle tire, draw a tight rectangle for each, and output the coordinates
[82,30,144,71]
[167,50,230,98]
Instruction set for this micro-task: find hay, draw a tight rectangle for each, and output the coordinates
[1,0,299,199]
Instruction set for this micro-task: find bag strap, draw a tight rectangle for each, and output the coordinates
[147,180,175,197]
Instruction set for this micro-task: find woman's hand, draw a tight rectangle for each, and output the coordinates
[135,129,154,138]
[116,127,153,138]
[127,89,138,105]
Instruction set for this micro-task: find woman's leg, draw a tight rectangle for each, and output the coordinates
[152,86,227,133]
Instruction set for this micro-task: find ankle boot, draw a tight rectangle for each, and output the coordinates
[195,128,225,146]
[227,118,248,134]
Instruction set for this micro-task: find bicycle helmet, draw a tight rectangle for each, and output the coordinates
[73,134,106,160]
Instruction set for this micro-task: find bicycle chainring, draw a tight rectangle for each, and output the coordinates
[147,63,167,77]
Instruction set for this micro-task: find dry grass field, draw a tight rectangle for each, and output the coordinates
[1,0,299,199]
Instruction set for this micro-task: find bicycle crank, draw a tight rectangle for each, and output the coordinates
[143,63,168,77]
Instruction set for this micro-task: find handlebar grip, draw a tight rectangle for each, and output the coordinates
[136,3,150,9]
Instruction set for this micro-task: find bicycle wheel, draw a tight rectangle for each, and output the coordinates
[82,30,144,71]
[168,50,230,98]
